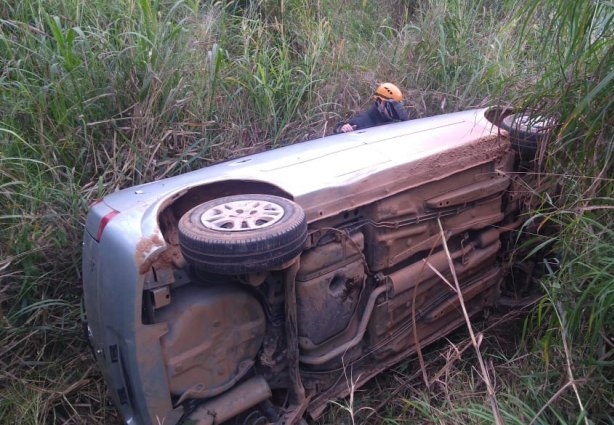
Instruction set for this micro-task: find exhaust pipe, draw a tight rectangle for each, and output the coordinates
[189,376,271,425]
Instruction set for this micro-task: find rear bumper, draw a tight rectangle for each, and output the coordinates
[82,227,181,424]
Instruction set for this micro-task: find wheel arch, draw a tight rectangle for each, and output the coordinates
[158,180,294,245]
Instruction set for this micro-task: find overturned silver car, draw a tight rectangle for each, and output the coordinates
[82,108,540,424]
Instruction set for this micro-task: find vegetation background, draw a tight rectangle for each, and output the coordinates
[1,0,612,423]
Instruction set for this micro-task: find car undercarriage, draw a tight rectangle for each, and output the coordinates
[82,108,550,424]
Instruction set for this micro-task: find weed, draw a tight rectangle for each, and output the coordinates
[1,0,612,423]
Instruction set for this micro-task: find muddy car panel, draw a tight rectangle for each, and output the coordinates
[82,108,519,424]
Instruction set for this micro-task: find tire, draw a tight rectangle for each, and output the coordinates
[499,112,555,159]
[178,194,308,274]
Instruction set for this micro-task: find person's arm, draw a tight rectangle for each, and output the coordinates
[335,109,372,133]
[347,108,377,129]
[385,100,410,121]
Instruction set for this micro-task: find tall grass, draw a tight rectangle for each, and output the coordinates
[1,0,612,423]
[511,1,613,422]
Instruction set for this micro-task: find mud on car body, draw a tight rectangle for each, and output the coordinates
[82,108,541,424]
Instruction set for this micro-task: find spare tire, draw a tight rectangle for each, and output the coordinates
[178,194,307,274]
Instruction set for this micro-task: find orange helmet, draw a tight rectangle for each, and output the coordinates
[373,83,403,102]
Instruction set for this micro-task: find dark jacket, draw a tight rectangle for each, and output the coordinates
[335,101,410,133]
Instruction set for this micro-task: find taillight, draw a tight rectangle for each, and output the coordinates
[96,210,119,240]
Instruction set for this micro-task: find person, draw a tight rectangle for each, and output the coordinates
[335,83,410,133]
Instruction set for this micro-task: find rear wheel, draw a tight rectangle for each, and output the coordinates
[500,112,555,160]
[178,194,308,274]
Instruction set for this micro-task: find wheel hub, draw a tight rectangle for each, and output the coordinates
[200,199,285,231]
